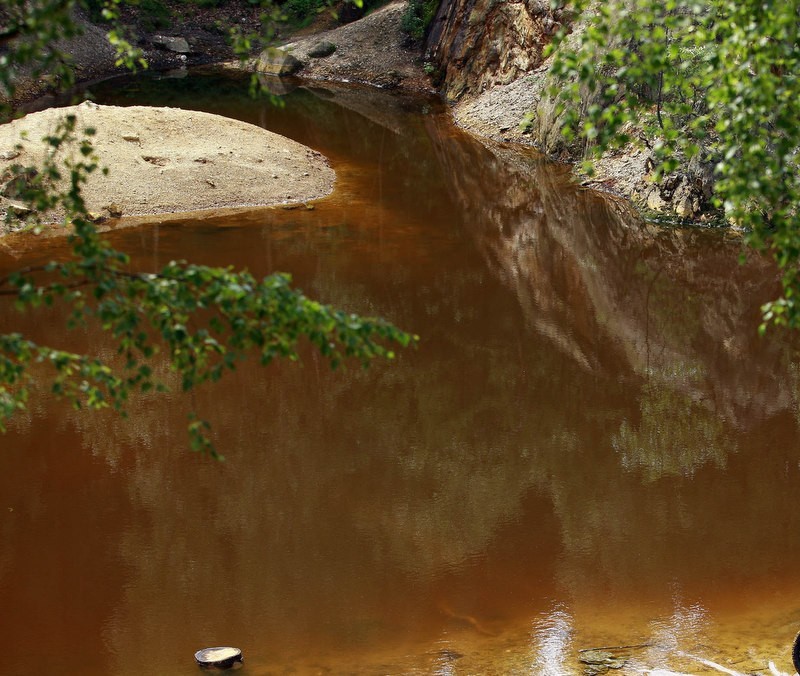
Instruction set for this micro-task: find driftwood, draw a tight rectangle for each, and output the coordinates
[578,643,654,653]
[677,651,793,676]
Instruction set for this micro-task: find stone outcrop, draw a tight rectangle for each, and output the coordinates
[425,0,561,101]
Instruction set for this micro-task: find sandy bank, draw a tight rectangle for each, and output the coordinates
[0,101,335,230]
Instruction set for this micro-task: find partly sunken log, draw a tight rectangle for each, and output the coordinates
[194,647,243,670]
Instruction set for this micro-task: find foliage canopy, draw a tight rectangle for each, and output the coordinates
[0,0,415,457]
[548,0,800,331]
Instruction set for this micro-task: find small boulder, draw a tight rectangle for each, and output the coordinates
[257,48,304,77]
[307,41,336,58]
[152,35,190,54]
[374,69,402,89]
[579,649,628,675]
[104,203,123,218]
[646,187,668,212]
[1,167,38,199]
[3,199,33,218]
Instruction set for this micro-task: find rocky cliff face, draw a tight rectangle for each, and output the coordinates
[425,0,715,220]
[425,0,561,101]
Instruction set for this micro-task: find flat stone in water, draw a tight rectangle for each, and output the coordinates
[194,646,243,668]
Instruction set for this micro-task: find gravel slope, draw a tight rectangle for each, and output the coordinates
[278,1,432,92]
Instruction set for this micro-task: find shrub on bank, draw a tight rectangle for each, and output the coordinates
[401,0,438,41]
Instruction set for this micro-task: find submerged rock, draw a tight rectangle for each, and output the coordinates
[256,74,299,97]
[579,649,628,675]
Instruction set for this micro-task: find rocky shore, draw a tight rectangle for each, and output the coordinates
[258,0,716,220]
[422,0,715,221]
[2,0,710,230]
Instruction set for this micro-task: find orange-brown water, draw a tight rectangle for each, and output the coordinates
[1,72,799,675]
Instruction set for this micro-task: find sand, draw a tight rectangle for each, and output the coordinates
[0,100,335,230]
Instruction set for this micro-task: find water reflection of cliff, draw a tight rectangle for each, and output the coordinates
[423,120,800,604]
[428,122,792,441]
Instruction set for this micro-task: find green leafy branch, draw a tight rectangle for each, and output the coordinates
[0,120,416,454]
[547,0,800,331]
[1,2,416,456]
[2,253,416,457]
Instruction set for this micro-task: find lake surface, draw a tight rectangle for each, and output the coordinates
[1,71,799,675]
